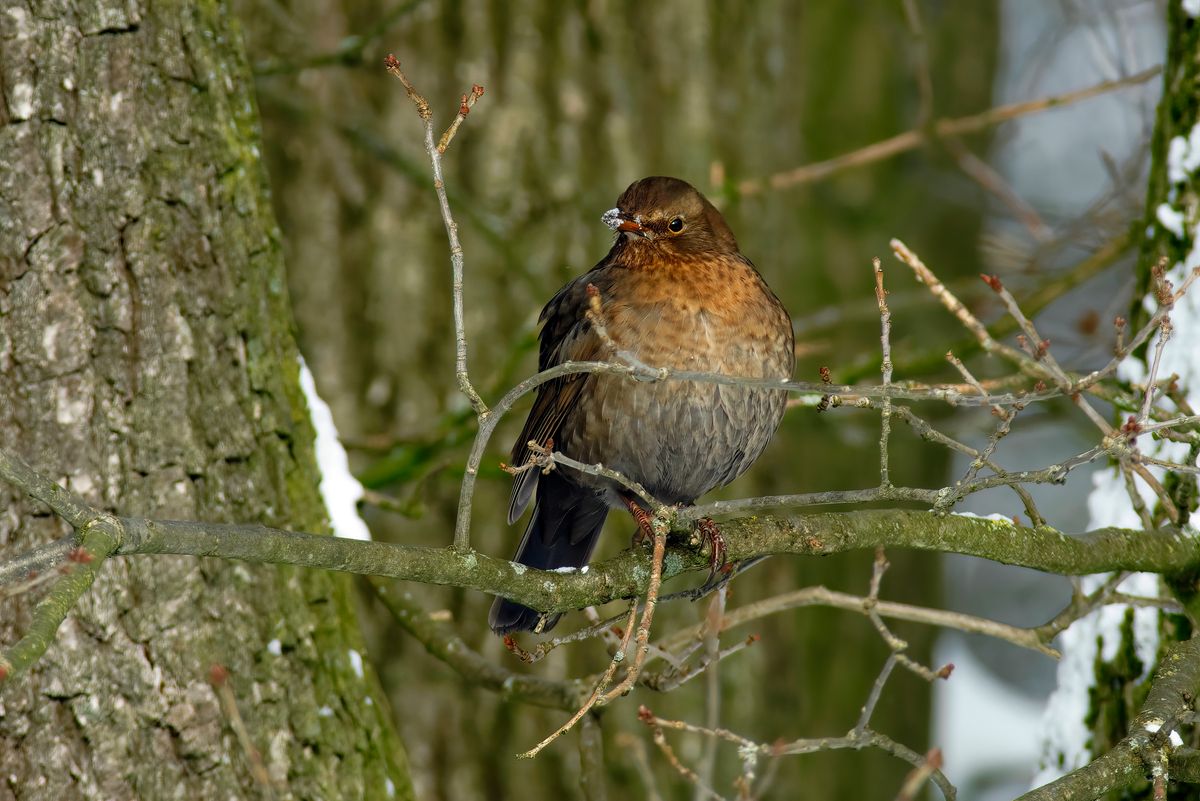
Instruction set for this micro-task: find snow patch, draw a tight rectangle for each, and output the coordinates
[951,511,1013,523]
[348,649,364,679]
[299,357,371,542]
[1157,203,1185,238]
[1167,123,1200,184]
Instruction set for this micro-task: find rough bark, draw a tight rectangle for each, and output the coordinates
[0,2,411,799]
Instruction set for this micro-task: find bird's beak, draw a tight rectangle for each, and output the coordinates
[602,207,647,237]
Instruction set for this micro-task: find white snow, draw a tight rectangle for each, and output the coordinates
[1157,203,1185,238]
[950,511,1014,523]
[299,357,371,541]
[1167,123,1200,185]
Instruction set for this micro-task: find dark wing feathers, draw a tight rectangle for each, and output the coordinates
[506,271,608,524]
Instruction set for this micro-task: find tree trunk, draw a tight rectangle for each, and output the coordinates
[0,3,411,799]
[1084,5,1200,800]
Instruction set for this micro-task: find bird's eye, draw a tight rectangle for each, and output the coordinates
[668,216,685,233]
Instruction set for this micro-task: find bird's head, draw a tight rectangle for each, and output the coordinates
[602,176,739,258]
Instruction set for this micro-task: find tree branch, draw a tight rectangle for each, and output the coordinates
[1016,637,1200,801]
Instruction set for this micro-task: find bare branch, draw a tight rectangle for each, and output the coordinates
[384,54,487,419]
[1017,638,1200,801]
[737,67,1160,195]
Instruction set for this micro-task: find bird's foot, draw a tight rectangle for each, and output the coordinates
[502,635,536,663]
[695,517,729,579]
[623,495,655,547]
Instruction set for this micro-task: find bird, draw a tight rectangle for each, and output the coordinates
[489,176,794,635]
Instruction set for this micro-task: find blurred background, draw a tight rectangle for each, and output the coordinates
[237,1,1165,798]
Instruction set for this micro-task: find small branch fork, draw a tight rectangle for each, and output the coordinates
[891,240,1200,522]
[625,548,956,801]
[384,54,487,418]
[636,704,958,801]
[0,450,121,682]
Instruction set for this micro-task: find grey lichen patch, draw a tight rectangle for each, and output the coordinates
[457,550,479,570]
[8,271,93,377]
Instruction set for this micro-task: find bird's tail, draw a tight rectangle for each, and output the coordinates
[489,473,608,635]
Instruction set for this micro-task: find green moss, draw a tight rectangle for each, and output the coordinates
[1085,610,1143,750]
[1133,3,1200,329]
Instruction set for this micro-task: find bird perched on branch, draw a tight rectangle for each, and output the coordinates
[490,176,794,635]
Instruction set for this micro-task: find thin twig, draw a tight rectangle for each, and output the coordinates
[519,602,639,759]
[875,258,894,488]
[737,67,1160,195]
[900,0,933,127]
[384,54,487,420]
[209,664,278,797]
[640,708,957,801]
[695,587,726,801]
[944,137,1052,241]
[615,732,665,801]
[895,749,945,801]
[601,521,669,703]
[437,84,485,153]
[641,709,729,801]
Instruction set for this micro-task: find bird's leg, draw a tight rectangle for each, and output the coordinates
[695,517,729,578]
[622,494,655,547]
[502,635,535,663]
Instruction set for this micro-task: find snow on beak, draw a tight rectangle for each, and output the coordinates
[602,207,646,235]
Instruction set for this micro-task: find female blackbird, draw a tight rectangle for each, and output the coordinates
[490,176,794,634]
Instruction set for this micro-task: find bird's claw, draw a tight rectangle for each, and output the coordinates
[624,495,656,547]
[695,517,728,580]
